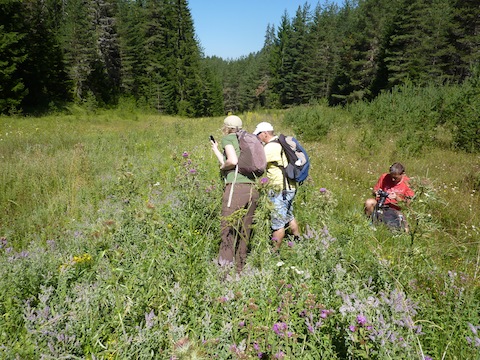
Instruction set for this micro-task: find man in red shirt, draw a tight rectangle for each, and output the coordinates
[364,162,415,216]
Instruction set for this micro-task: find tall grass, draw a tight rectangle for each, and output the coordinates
[0,104,479,359]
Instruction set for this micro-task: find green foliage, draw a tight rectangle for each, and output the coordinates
[283,101,348,141]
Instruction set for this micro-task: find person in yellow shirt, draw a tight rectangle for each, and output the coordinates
[253,122,300,251]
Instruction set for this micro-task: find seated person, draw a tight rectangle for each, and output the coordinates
[364,163,415,229]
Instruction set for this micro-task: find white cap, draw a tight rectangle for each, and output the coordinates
[223,115,243,128]
[253,122,274,135]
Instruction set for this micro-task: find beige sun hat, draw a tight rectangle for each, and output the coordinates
[223,115,243,128]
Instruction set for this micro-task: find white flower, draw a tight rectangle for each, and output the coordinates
[276,261,284,267]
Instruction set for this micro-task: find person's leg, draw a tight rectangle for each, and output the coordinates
[272,227,286,251]
[219,185,236,265]
[235,184,259,272]
[271,190,297,251]
[288,218,300,237]
[364,198,377,216]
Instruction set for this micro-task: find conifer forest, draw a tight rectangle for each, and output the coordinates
[0,0,479,116]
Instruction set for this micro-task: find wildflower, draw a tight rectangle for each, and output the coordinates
[287,241,294,247]
[274,351,285,359]
[239,321,245,328]
[273,322,288,336]
[260,177,269,184]
[189,168,197,174]
[357,315,367,326]
[253,343,260,351]
[320,310,330,318]
[276,261,284,267]
[182,151,189,158]
[349,325,356,332]
[272,237,279,243]
[468,323,478,335]
[320,187,327,193]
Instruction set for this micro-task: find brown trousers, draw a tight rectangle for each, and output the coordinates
[219,183,259,272]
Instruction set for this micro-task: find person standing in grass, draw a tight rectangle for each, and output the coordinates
[253,121,300,252]
[210,115,259,273]
[364,162,415,228]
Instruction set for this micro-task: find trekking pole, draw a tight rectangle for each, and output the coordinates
[227,165,238,208]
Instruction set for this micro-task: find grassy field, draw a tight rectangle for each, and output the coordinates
[0,107,479,359]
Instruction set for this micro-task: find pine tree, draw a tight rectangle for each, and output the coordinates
[306,2,342,101]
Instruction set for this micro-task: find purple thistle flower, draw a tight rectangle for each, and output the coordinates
[189,168,197,174]
[320,187,327,193]
[239,321,245,328]
[253,342,260,351]
[357,315,367,326]
[349,325,356,332]
[273,322,288,336]
[287,241,294,247]
[260,177,269,184]
[182,151,189,158]
[274,351,285,359]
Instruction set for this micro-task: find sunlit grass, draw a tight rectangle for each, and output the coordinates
[0,108,479,359]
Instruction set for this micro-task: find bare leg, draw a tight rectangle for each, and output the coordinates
[364,198,377,216]
[272,227,286,251]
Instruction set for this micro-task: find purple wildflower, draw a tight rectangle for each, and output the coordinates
[182,151,189,158]
[273,322,288,336]
[239,321,245,328]
[274,351,285,359]
[189,168,197,174]
[145,310,156,329]
[357,315,367,326]
[287,241,294,247]
[320,187,327,193]
[260,177,269,184]
[349,325,357,332]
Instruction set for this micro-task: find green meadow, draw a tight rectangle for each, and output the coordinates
[0,104,479,359]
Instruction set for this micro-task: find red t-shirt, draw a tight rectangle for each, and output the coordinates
[373,173,414,210]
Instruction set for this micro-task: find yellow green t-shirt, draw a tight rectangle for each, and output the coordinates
[264,137,296,190]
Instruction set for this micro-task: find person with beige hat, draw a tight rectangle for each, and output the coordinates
[210,115,259,273]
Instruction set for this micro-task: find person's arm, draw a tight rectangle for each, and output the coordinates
[372,174,385,197]
[211,139,224,166]
[221,144,238,171]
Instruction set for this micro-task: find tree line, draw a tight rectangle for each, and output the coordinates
[1,0,478,116]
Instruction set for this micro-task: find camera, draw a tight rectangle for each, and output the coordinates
[377,189,389,208]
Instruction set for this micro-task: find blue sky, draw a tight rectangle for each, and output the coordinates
[188,0,342,60]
